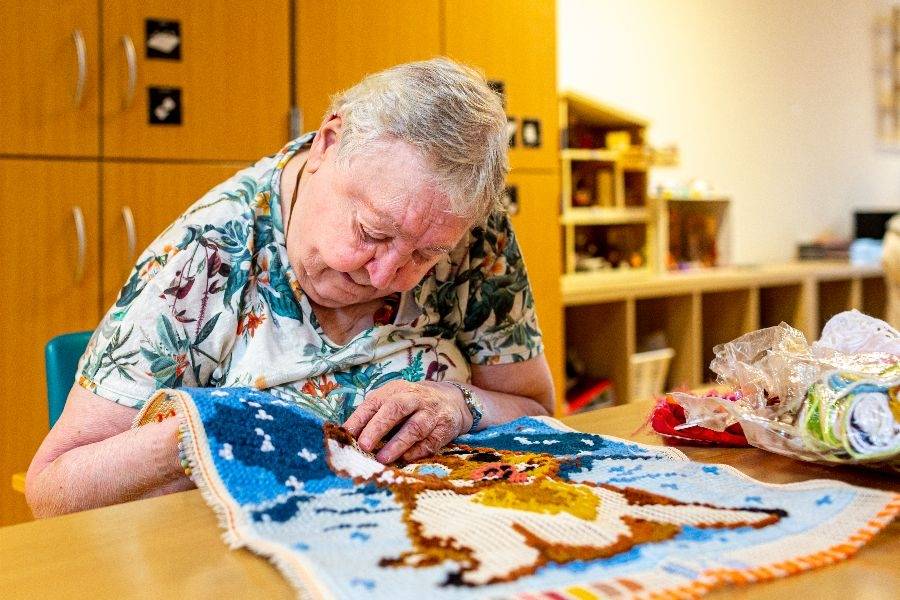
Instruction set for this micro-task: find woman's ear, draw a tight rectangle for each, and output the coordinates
[305,114,342,174]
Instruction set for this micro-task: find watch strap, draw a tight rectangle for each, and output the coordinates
[447,381,483,432]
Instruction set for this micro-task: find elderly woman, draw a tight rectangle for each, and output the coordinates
[26,58,553,517]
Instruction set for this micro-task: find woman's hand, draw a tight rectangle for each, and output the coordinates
[342,380,473,464]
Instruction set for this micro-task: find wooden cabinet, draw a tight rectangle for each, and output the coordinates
[443,0,563,402]
[295,1,565,406]
[0,1,100,156]
[0,159,101,525]
[102,1,291,160]
[506,173,565,411]
[444,0,559,172]
[295,0,441,130]
[1,2,565,526]
[101,162,247,307]
[1,1,290,161]
[0,159,243,526]
[296,0,559,174]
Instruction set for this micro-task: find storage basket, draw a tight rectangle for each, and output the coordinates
[630,348,675,401]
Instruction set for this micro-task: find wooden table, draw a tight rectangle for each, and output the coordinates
[1,400,897,599]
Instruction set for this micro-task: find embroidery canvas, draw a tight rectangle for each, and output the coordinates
[136,388,899,599]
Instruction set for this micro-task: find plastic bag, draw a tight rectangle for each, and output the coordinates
[669,310,900,469]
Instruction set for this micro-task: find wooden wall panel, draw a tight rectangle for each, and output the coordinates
[296,0,441,132]
[506,172,565,409]
[444,0,558,172]
[0,0,99,156]
[102,1,291,160]
[0,160,100,525]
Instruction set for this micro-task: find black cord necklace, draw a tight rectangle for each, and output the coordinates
[284,157,307,238]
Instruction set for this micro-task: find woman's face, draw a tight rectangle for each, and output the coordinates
[286,119,471,309]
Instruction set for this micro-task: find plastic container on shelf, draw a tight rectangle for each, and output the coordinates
[630,347,675,401]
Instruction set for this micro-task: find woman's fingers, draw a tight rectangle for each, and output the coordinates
[343,380,415,437]
[401,423,457,463]
[376,413,437,464]
[354,395,419,452]
[343,380,467,463]
[342,394,382,438]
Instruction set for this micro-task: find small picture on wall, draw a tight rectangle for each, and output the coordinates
[146,19,182,60]
[148,87,182,125]
[521,118,541,148]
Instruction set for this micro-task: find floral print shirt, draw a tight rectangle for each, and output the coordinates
[77,133,543,422]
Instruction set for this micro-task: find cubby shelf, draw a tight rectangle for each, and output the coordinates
[563,262,887,404]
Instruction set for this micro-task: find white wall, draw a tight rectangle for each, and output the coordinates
[558,0,900,264]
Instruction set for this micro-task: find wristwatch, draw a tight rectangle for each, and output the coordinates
[447,381,484,432]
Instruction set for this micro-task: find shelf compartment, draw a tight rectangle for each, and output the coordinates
[623,170,647,206]
[701,288,758,382]
[759,284,804,330]
[664,197,731,270]
[571,223,649,271]
[817,278,855,333]
[635,295,698,391]
[560,90,648,151]
[568,159,621,208]
[566,300,633,404]
[862,276,887,320]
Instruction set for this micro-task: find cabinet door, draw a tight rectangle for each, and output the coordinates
[505,172,564,412]
[102,162,246,308]
[296,0,441,131]
[0,160,100,526]
[0,1,99,156]
[444,0,558,172]
[102,1,290,160]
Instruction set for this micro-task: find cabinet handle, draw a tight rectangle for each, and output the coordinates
[121,34,137,109]
[121,205,137,262]
[72,206,87,284]
[72,30,87,108]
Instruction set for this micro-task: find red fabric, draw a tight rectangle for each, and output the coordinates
[650,395,749,447]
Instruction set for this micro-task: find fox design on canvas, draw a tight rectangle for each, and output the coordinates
[323,423,786,587]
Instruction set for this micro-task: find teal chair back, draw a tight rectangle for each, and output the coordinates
[45,331,92,427]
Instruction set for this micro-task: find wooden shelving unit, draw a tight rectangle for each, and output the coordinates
[559,91,658,277]
[556,92,891,413]
[563,262,887,404]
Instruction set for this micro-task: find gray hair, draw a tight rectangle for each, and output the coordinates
[326,57,509,223]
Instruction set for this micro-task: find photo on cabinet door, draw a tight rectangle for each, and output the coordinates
[148,87,182,125]
[522,118,541,148]
[145,19,182,60]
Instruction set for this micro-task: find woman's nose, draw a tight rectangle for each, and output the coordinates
[365,251,405,289]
